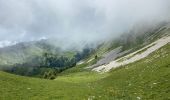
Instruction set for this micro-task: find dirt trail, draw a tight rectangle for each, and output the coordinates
[93,36,170,72]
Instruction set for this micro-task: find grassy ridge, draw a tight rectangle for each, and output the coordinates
[93,44,170,99]
[0,44,170,100]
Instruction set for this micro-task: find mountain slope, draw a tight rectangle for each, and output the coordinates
[0,42,169,100]
[93,35,170,72]
[82,22,170,71]
[0,40,60,66]
[0,22,170,99]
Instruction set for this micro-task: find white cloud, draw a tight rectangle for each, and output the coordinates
[0,0,169,46]
[0,40,17,48]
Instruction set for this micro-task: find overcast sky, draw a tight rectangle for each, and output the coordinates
[0,0,170,47]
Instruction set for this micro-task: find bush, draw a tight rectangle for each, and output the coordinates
[43,70,57,80]
[49,75,55,80]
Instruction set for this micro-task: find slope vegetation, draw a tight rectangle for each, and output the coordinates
[0,43,169,100]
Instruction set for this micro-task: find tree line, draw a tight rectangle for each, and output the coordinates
[5,47,94,79]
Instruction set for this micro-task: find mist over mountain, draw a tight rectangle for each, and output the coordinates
[0,0,170,49]
[1,0,170,99]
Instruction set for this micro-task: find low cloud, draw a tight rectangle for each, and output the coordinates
[0,0,170,47]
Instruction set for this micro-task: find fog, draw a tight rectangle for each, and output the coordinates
[0,0,170,48]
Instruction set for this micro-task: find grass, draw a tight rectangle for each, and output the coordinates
[95,44,170,99]
[0,44,170,100]
[56,72,109,83]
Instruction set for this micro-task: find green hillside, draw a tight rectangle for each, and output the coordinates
[0,40,66,66]
[0,23,169,78]
[0,1,170,100]
[0,43,169,100]
[0,39,97,77]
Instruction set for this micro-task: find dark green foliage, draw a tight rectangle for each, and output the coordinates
[2,46,94,78]
[75,47,94,62]
[95,55,98,59]
[3,51,78,77]
[49,75,55,80]
[43,72,48,79]
[42,52,76,68]
[43,70,57,80]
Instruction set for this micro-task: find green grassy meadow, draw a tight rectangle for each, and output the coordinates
[0,44,170,100]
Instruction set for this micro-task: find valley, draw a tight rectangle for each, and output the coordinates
[0,43,169,100]
[0,24,170,100]
[0,1,170,99]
